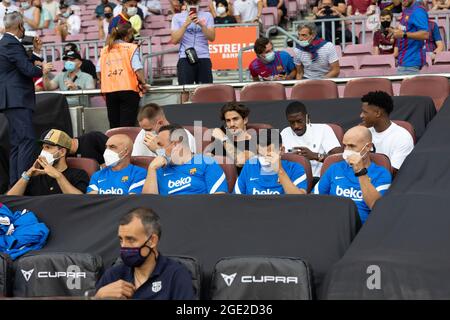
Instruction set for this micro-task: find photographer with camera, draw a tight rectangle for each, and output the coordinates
[373,9,398,55]
[314,0,353,45]
[171,0,215,102]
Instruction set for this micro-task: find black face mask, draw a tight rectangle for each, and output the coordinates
[381,20,391,29]
[104,12,113,18]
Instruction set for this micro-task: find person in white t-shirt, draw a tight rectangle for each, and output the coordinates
[0,0,19,33]
[233,0,262,23]
[132,103,197,157]
[42,0,59,22]
[360,91,414,174]
[281,101,342,181]
[55,3,80,42]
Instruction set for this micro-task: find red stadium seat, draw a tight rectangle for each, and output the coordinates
[281,153,313,193]
[399,75,450,111]
[214,156,237,193]
[342,43,372,56]
[343,78,393,98]
[240,82,286,101]
[321,153,393,176]
[392,120,416,144]
[433,51,450,65]
[326,123,344,146]
[183,125,211,154]
[290,80,339,100]
[105,127,141,142]
[131,156,154,169]
[359,55,396,69]
[191,84,237,103]
[66,157,99,178]
[339,56,359,71]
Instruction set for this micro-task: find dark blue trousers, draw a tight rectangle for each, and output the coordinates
[1,108,35,186]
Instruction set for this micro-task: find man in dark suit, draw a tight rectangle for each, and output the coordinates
[0,11,52,186]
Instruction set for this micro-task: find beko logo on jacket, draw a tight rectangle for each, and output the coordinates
[252,188,281,195]
[168,177,192,189]
[99,187,124,195]
[335,185,363,200]
[221,273,298,286]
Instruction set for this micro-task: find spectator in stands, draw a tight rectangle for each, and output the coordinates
[171,0,215,102]
[314,0,352,45]
[249,37,296,81]
[95,0,116,18]
[111,0,143,36]
[360,91,414,173]
[140,0,162,16]
[210,0,233,18]
[132,103,196,157]
[431,0,450,10]
[373,9,398,55]
[33,0,52,30]
[263,0,286,25]
[234,129,308,195]
[346,0,376,15]
[99,4,114,40]
[281,101,342,182]
[425,20,444,61]
[143,124,228,195]
[233,0,262,23]
[294,22,340,79]
[7,129,89,196]
[95,207,196,299]
[98,22,148,128]
[314,125,392,224]
[390,0,429,75]
[0,0,20,34]
[19,0,41,35]
[170,0,184,14]
[88,134,147,194]
[63,43,97,81]
[43,50,95,91]
[312,0,346,15]
[42,0,59,23]
[210,102,256,173]
[213,0,236,24]
[55,3,80,42]
[379,0,402,13]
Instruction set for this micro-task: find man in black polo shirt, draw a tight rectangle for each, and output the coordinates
[69,131,108,165]
[95,207,195,300]
[6,129,89,196]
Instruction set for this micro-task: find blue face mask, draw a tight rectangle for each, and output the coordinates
[120,235,152,268]
[62,11,71,17]
[21,2,30,9]
[64,61,76,72]
[156,147,171,164]
[263,51,275,63]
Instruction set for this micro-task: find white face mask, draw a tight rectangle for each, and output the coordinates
[342,143,368,164]
[103,148,125,167]
[258,156,271,167]
[216,6,226,15]
[127,6,138,16]
[39,150,59,166]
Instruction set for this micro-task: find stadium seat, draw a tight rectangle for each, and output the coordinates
[261,7,278,31]
[105,127,141,142]
[131,156,154,169]
[66,157,100,178]
[210,256,313,300]
[281,153,313,193]
[240,82,286,101]
[214,156,238,193]
[399,75,450,111]
[359,55,396,69]
[89,95,106,107]
[183,125,212,154]
[326,123,344,146]
[339,56,359,71]
[321,153,393,176]
[392,120,416,144]
[342,69,388,77]
[342,43,372,56]
[191,84,237,103]
[343,78,393,98]
[290,80,339,100]
[433,51,450,65]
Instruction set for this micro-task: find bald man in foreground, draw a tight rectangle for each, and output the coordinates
[87,134,147,195]
[314,126,392,224]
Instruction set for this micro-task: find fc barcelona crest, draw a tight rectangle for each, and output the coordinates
[152,281,162,293]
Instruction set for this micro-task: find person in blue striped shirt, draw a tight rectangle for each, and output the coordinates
[143,124,228,195]
[314,126,392,223]
[234,129,308,195]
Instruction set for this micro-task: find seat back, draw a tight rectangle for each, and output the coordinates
[321,153,392,176]
[66,157,100,178]
[214,156,237,193]
[246,123,273,132]
[399,75,450,111]
[290,80,339,100]
[281,153,313,193]
[240,82,287,101]
[191,84,236,103]
[167,255,202,300]
[210,256,313,300]
[105,127,141,142]
[392,120,416,144]
[131,156,154,169]
[326,123,344,146]
[343,78,394,98]
[13,252,103,297]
